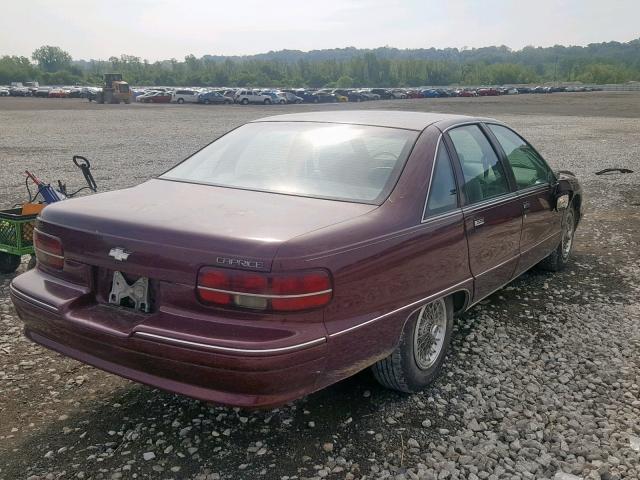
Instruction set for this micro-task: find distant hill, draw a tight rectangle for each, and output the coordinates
[7,39,639,87]
[200,40,640,66]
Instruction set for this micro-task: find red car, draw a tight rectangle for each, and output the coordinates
[138,91,172,103]
[11,111,582,408]
[458,89,477,97]
[405,90,424,99]
[48,88,69,98]
[477,88,500,96]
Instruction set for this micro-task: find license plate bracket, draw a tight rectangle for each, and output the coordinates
[108,271,151,313]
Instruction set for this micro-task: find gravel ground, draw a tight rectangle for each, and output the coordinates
[0,93,639,480]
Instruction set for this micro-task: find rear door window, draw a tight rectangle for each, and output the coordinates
[448,125,510,204]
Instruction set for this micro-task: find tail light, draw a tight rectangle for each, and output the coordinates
[197,267,332,312]
[33,229,64,269]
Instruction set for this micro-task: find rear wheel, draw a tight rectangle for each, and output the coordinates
[241,98,249,105]
[177,98,184,104]
[538,206,576,272]
[0,252,21,274]
[264,99,271,105]
[372,296,453,392]
[204,99,211,105]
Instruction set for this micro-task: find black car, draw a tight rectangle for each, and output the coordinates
[532,86,552,94]
[333,89,368,102]
[369,88,394,100]
[197,91,233,105]
[68,88,84,98]
[34,88,51,98]
[296,90,338,103]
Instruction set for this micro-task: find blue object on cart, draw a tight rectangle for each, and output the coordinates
[37,183,66,203]
[25,171,66,204]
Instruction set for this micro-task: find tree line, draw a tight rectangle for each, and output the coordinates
[1,40,639,88]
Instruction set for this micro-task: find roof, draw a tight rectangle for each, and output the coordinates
[251,110,481,131]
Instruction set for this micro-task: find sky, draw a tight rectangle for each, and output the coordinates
[1,0,639,61]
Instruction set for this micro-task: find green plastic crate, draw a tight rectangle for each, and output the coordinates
[0,208,37,256]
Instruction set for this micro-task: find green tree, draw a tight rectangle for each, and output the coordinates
[336,75,354,87]
[0,56,39,83]
[32,45,72,72]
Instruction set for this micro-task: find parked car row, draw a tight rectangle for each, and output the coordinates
[0,85,101,98]
[1,84,603,104]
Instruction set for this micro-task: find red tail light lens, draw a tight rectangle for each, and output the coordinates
[197,268,332,312]
[271,272,332,311]
[33,229,64,269]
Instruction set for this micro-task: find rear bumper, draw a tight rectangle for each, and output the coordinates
[10,271,328,408]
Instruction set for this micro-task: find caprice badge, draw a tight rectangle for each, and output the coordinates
[109,247,131,262]
[216,256,265,269]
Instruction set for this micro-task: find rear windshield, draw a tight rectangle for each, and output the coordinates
[161,122,418,204]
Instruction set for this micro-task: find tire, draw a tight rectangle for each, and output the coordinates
[177,98,184,104]
[0,252,21,274]
[313,98,319,103]
[538,206,577,272]
[372,296,454,393]
[264,99,271,105]
[204,99,211,105]
[225,100,232,104]
[241,98,249,105]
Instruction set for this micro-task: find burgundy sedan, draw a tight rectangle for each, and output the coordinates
[10,111,582,408]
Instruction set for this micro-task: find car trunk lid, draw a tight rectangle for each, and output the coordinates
[38,179,376,285]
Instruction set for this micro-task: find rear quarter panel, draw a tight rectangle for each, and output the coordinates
[273,125,472,380]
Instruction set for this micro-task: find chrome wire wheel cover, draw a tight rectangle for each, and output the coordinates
[562,209,575,261]
[413,299,447,370]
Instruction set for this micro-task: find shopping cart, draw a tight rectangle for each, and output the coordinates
[0,155,97,274]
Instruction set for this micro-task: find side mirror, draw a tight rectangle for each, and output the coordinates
[553,178,572,210]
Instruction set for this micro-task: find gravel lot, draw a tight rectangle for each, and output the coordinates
[1,93,639,480]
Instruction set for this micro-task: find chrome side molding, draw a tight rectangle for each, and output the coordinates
[133,331,326,355]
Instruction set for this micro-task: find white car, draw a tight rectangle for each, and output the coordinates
[0,88,10,97]
[390,89,407,99]
[172,89,199,104]
[234,89,272,105]
[277,91,303,103]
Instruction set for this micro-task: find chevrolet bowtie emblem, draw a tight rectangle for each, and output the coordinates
[109,247,131,261]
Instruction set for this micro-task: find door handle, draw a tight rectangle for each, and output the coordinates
[474,217,485,228]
